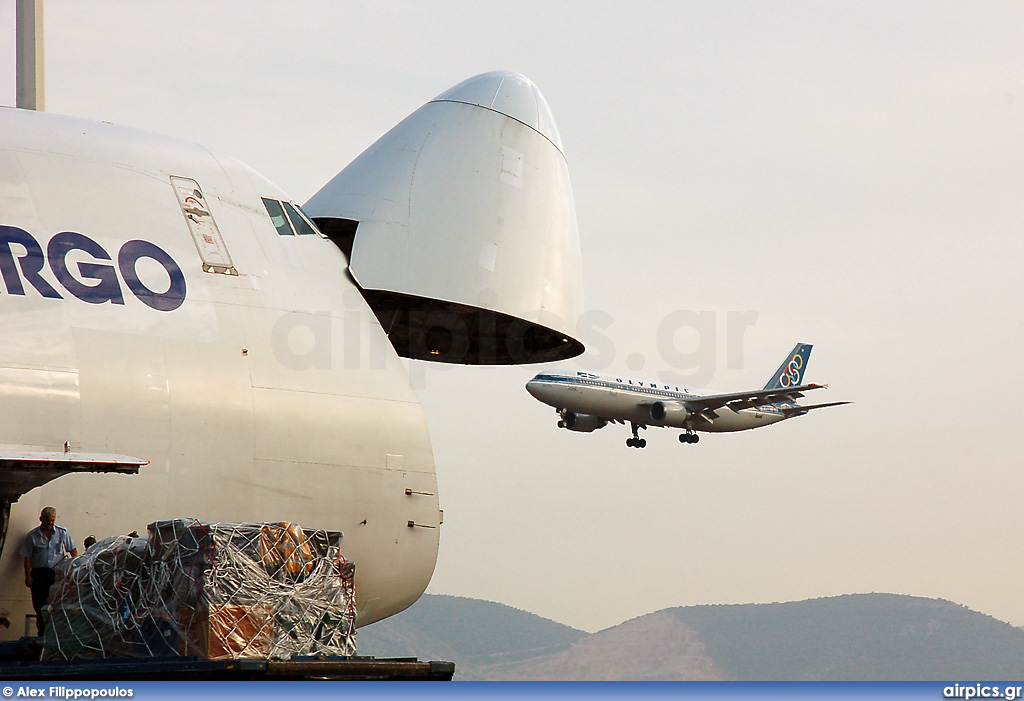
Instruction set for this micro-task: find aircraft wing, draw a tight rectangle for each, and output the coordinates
[680,383,828,423]
[0,452,149,504]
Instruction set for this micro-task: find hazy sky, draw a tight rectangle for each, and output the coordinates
[2,1,1022,633]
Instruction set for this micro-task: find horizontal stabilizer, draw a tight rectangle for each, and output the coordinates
[0,452,148,503]
[780,401,852,417]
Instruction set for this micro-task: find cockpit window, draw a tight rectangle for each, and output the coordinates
[284,202,317,236]
[261,198,294,236]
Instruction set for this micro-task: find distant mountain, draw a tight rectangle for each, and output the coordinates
[354,594,587,680]
[670,594,1024,681]
[354,593,1024,680]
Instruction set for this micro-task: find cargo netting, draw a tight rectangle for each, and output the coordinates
[42,519,356,660]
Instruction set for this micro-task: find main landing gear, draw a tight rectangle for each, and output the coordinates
[626,422,647,449]
[679,431,699,444]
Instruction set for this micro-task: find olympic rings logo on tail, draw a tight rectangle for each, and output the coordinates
[778,354,804,387]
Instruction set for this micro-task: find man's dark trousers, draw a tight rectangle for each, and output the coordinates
[29,567,55,636]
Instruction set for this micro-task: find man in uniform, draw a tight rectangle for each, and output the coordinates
[20,506,78,636]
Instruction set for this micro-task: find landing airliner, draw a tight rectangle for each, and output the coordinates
[526,344,849,448]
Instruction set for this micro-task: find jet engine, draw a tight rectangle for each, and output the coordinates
[559,411,606,433]
[649,401,691,427]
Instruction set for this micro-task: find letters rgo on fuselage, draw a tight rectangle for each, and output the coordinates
[0,226,186,312]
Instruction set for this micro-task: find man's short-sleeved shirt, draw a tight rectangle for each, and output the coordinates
[19,524,75,569]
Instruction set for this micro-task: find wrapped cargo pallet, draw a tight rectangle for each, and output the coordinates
[43,520,356,660]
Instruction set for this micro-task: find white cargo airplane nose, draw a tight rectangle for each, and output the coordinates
[304,69,584,365]
[434,71,564,153]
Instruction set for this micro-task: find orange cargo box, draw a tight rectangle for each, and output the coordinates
[258,522,314,579]
[179,604,274,660]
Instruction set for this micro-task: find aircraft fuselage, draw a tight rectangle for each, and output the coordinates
[0,107,441,636]
[527,371,787,433]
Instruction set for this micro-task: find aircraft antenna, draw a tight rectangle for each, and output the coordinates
[16,0,44,111]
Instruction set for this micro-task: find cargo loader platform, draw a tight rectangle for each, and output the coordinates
[0,639,454,680]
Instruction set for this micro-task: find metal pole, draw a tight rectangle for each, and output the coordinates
[16,0,45,111]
